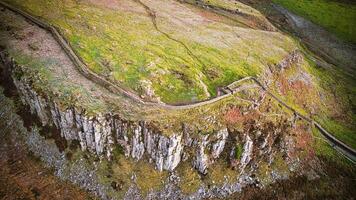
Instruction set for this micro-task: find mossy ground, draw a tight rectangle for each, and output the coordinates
[2,7,355,200]
[261,41,356,149]
[197,0,264,16]
[176,161,202,194]
[9,50,108,114]
[95,153,169,199]
[4,0,296,104]
[273,0,356,43]
[2,1,354,148]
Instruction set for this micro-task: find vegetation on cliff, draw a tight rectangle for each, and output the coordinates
[1,1,355,199]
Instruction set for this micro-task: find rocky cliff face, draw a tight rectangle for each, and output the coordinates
[2,56,227,174]
[13,73,245,174]
[3,55,265,176]
[1,51,304,195]
[8,73,292,178]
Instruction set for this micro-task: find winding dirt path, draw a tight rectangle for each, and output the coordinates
[0,1,355,162]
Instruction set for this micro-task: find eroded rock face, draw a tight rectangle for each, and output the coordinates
[152,133,184,171]
[11,72,230,173]
[13,71,263,175]
[240,134,253,170]
[1,77,306,200]
[3,54,295,177]
[211,128,229,159]
[192,128,255,174]
[194,135,210,174]
[131,125,145,160]
[10,72,290,179]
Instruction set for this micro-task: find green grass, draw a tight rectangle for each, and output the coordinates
[9,50,107,114]
[317,118,356,149]
[303,54,356,149]
[5,0,295,104]
[234,143,243,160]
[311,126,354,167]
[196,0,263,16]
[273,0,356,43]
[257,34,356,150]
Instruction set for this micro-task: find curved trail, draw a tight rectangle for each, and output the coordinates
[0,1,355,163]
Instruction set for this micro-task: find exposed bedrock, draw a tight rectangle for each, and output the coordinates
[13,74,186,171]
[0,52,296,176]
[10,73,253,174]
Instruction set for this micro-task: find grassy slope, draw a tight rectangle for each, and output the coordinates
[3,0,355,149]
[2,3,355,195]
[273,0,356,43]
[241,0,356,149]
[293,59,355,148]
[198,0,263,16]
[4,0,295,104]
[263,48,356,149]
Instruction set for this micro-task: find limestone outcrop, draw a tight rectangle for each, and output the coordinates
[0,53,293,176]
[6,57,232,173]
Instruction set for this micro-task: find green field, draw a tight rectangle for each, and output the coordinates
[273,0,356,43]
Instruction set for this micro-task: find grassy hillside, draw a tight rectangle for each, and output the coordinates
[4,0,296,104]
[273,0,356,43]
[2,0,355,151]
[194,0,264,16]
